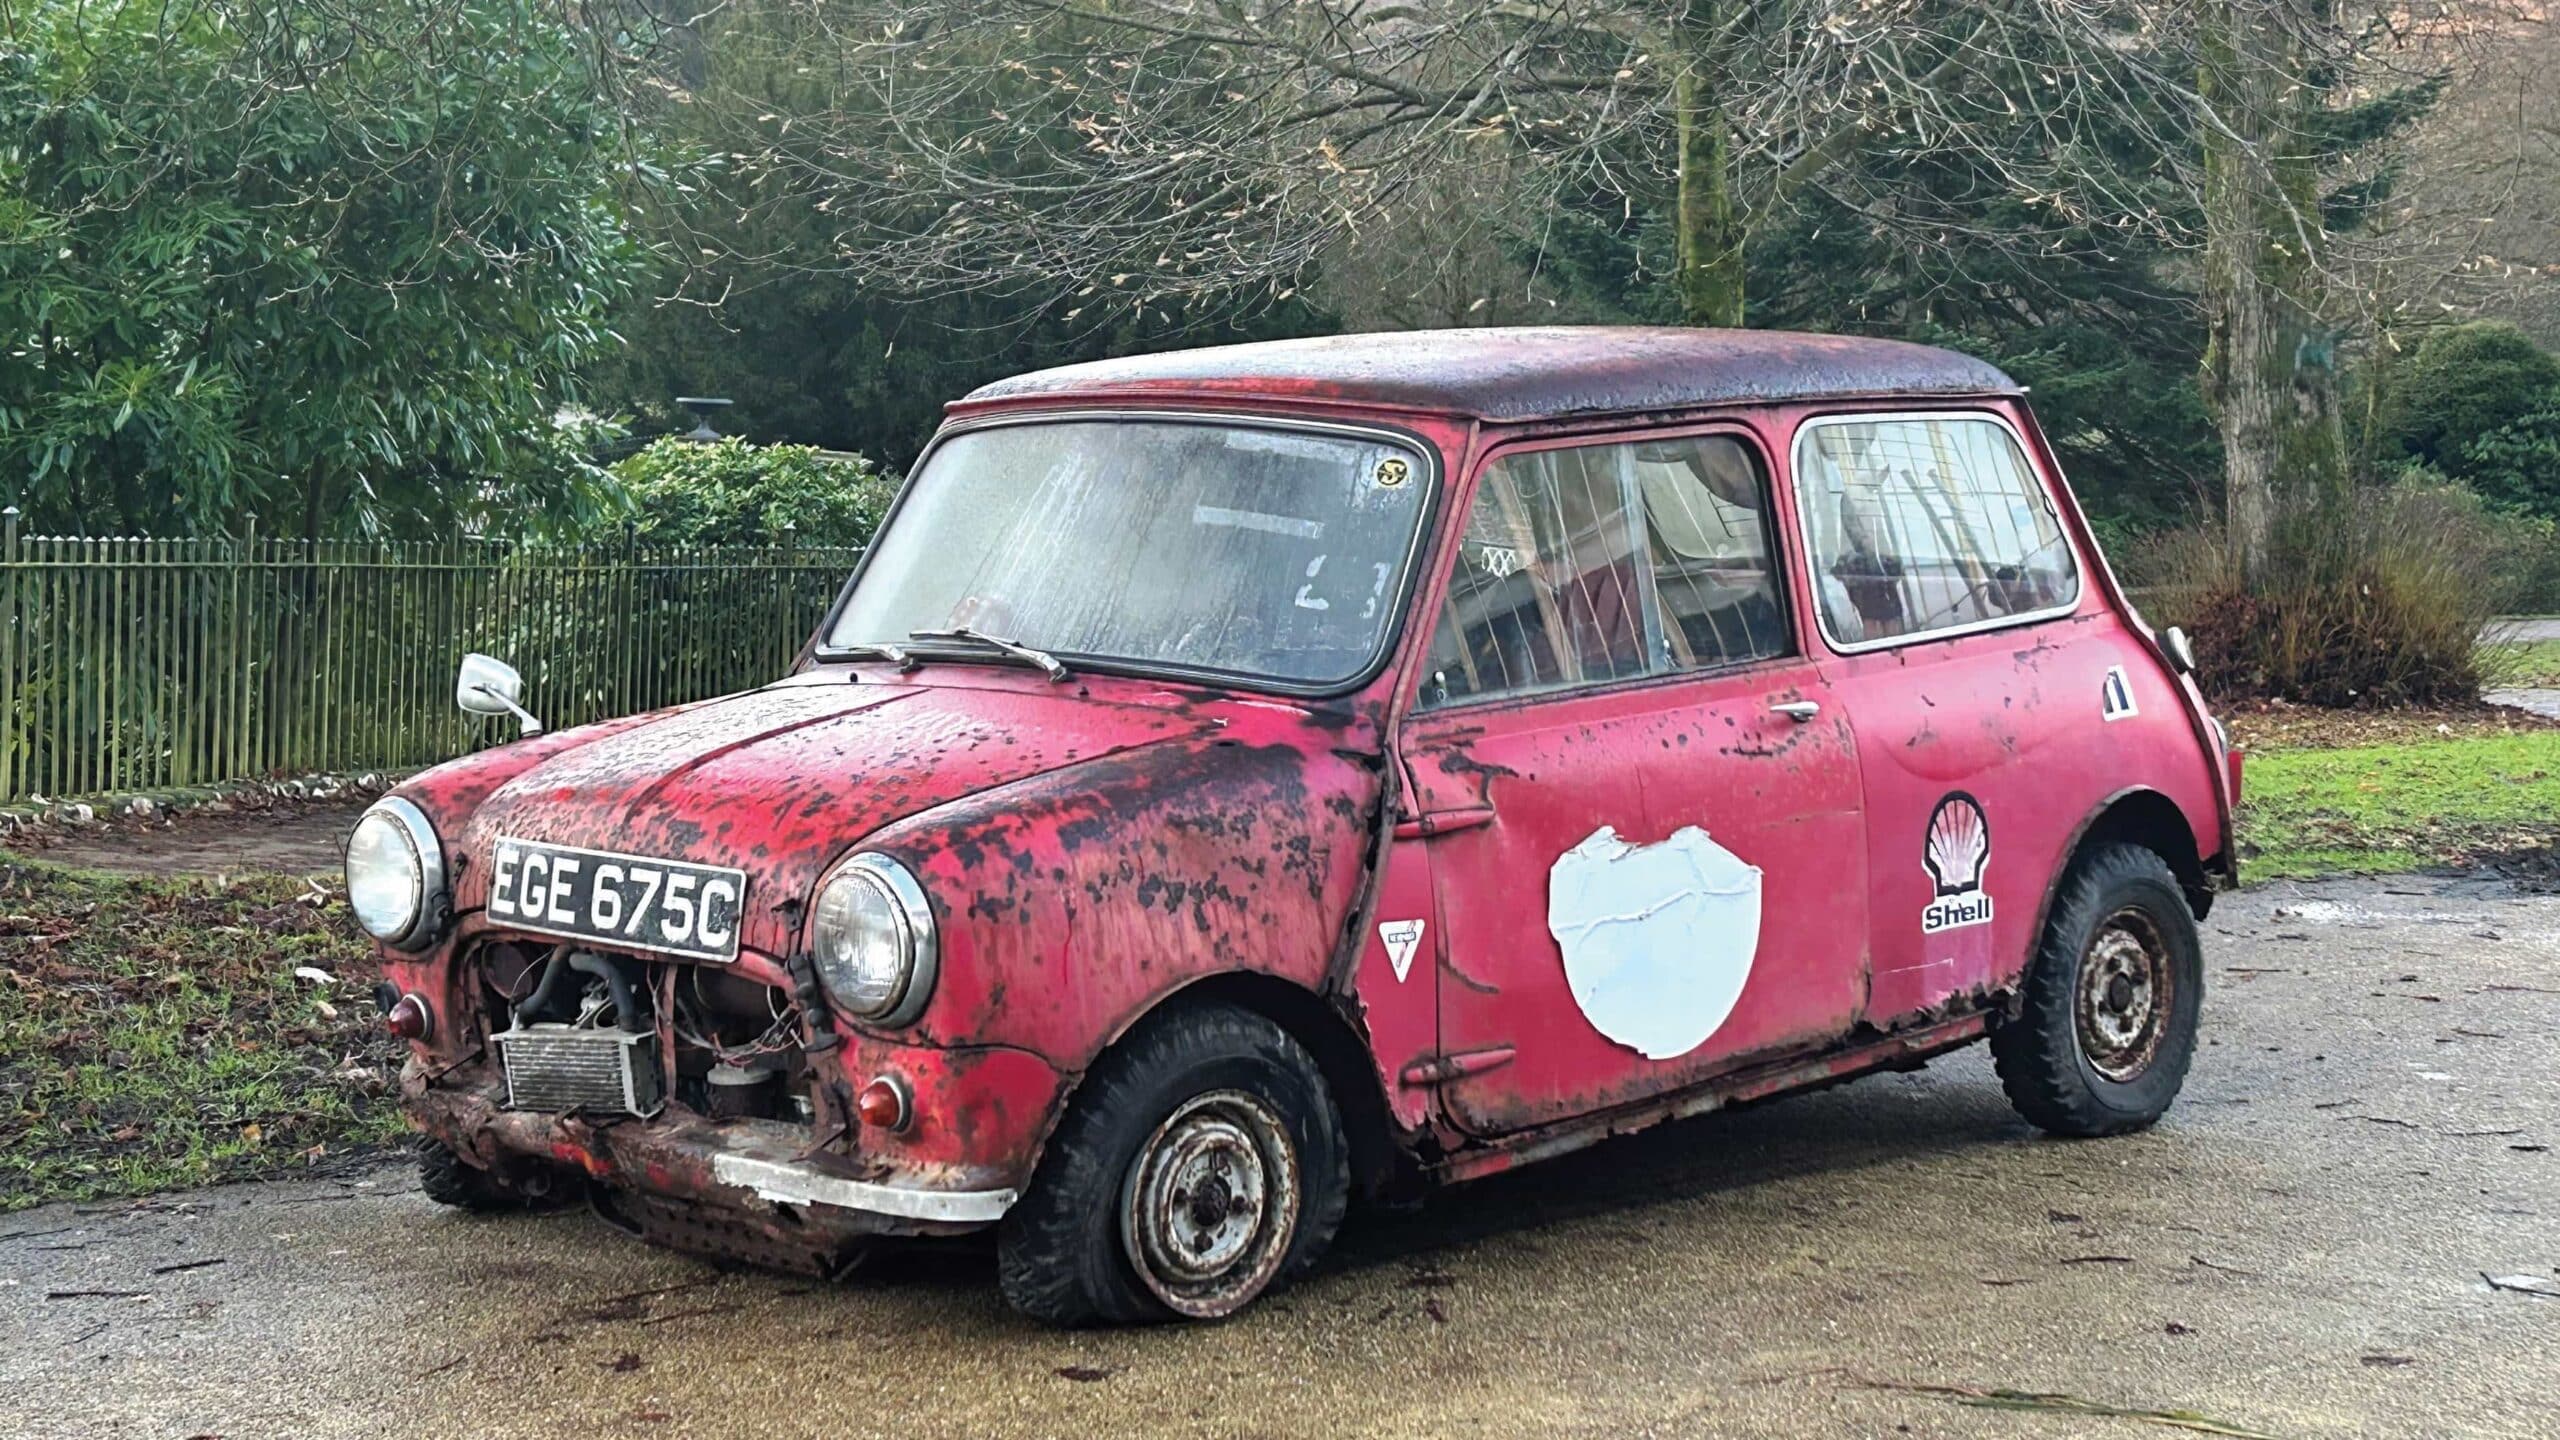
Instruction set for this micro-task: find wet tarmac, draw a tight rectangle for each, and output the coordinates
[4,874,2554,1439]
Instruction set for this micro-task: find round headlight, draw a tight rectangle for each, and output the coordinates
[345,797,445,948]
[809,854,938,1025]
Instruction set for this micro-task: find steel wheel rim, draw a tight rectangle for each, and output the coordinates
[1119,1089,1300,1318]
[2076,906,2173,1083]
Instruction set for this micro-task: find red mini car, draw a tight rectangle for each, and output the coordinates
[348,329,2239,1324]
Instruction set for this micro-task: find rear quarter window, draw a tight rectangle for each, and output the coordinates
[1793,413,2079,649]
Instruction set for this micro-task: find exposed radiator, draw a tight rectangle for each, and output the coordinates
[495,1024,664,1117]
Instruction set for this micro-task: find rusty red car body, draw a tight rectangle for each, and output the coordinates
[361,328,2239,1320]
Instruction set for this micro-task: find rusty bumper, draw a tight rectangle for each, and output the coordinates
[405,1064,1017,1247]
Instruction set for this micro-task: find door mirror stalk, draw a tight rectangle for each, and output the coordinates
[456,653,544,737]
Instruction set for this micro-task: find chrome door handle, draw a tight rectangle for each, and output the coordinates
[1770,700,1821,723]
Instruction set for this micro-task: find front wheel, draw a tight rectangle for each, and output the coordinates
[998,1002,1349,1325]
[1992,843,2204,1137]
[416,1138,527,1211]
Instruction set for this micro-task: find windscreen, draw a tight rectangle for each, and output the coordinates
[828,419,1431,685]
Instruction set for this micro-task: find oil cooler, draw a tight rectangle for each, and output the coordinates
[494,1023,665,1117]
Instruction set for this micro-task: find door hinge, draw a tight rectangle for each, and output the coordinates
[1398,1046,1518,1088]
[1393,804,1497,840]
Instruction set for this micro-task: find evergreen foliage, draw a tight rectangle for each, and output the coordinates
[609,437,896,547]
[0,0,647,537]
[2381,321,2560,474]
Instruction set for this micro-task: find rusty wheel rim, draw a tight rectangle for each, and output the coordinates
[2076,906,2172,1083]
[1119,1089,1300,1319]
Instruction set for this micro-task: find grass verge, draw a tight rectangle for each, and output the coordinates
[0,859,406,1211]
[2237,729,2560,879]
[2481,637,2560,687]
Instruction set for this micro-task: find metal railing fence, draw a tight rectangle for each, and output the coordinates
[0,512,863,803]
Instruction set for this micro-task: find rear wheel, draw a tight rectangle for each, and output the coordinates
[1992,843,2203,1137]
[998,1002,1348,1325]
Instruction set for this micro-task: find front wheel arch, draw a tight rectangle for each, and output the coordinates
[997,996,1351,1323]
[1098,971,1410,1203]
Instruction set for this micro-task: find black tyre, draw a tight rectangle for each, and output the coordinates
[998,1001,1349,1325]
[416,1138,525,1212]
[1992,842,2204,1137]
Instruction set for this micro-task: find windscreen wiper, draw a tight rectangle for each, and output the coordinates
[833,641,921,672]
[909,626,1071,682]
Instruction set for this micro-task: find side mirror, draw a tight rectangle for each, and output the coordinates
[457,653,544,737]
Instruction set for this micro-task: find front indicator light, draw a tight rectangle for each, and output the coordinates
[384,992,432,1041]
[856,1076,912,1133]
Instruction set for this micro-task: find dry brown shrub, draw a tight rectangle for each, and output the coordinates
[2129,485,2522,707]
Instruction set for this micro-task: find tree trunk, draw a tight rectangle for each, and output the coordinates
[1673,2,1745,328]
[2198,0,2349,580]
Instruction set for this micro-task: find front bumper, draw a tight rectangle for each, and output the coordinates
[406,1064,1017,1263]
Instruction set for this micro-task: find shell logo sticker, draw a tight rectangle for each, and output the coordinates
[1379,919,1426,982]
[1921,792,1994,935]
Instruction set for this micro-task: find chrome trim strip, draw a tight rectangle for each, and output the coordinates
[1788,407,2086,657]
[710,1153,1017,1224]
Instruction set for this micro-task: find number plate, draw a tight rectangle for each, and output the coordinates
[486,838,747,962]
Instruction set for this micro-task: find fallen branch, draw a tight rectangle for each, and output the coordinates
[1855,1377,2283,1438]
[2482,1273,2560,1298]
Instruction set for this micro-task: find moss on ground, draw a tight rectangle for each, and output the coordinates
[0,860,406,1211]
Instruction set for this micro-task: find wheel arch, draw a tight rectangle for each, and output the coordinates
[2042,788,2212,935]
[1084,971,1411,1204]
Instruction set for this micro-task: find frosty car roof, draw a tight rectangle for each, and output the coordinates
[957,326,2021,423]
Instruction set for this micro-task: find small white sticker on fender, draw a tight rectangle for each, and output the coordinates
[1379,919,1426,982]
[2102,665,2139,721]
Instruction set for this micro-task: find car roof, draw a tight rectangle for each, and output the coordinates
[957,326,2020,423]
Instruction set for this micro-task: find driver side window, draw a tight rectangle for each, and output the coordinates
[1419,435,1787,710]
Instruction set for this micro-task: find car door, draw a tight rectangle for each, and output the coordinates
[1789,408,2096,1022]
[1398,428,1870,1137]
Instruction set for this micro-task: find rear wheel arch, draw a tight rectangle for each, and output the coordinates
[2051,788,2212,923]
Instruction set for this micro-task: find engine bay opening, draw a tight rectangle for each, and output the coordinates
[470,941,814,1125]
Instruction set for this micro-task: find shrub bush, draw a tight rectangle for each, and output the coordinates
[2495,510,2560,615]
[608,437,897,547]
[2129,485,2523,706]
[2381,321,2560,473]
[2461,399,2560,521]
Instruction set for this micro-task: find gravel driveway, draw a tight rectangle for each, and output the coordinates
[4,874,2554,1440]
